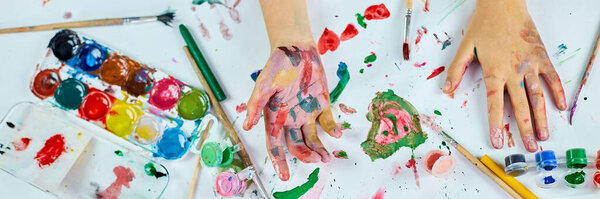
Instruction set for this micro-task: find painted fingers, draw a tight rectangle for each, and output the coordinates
[443,39,474,95]
[484,76,505,149]
[507,82,538,152]
[265,108,290,181]
[317,108,342,138]
[524,73,549,140]
[540,62,567,110]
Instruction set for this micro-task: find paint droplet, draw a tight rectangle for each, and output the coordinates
[6,122,15,128]
[434,110,442,116]
[144,162,167,178]
[426,66,445,80]
[584,97,588,100]
[364,52,377,64]
[340,24,358,41]
[236,103,247,113]
[250,69,262,82]
[317,28,340,55]
[332,150,348,159]
[359,69,364,74]
[114,150,123,156]
[63,12,72,20]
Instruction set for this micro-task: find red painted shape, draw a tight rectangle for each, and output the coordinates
[317,28,340,55]
[524,118,530,123]
[423,0,430,12]
[372,187,386,199]
[98,166,135,199]
[415,29,424,45]
[405,158,420,188]
[12,138,32,152]
[300,54,313,94]
[426,66,446,80]
[504,123,515,148]
[364,4,390,20]
[461,100,468,108]
[340,24,358,41]
[236,103,247,113]
[487,90,497,97]
[413,62,426,68]
[34,134,67,168]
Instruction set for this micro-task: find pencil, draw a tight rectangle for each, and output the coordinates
[480,155,538,199]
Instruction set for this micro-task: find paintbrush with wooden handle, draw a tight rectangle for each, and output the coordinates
[0,10,175,34]
[402,0,413,60]
[569,26,600,125]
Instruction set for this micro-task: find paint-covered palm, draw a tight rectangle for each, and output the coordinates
[243,44,342,181]
[443,0,566,152]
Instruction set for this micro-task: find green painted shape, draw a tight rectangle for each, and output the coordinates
[330,62,350,103]
[363,54,377,64]
[355,13,367,28]
[192,0,222,5]
[335,150,348,159]
[342,121,351,129]
[114,150,123,156]
[361,90,428,161]
[434,110,442,116]
[565,171,586,185]
[273,168,320,199]
[359,68,364,74]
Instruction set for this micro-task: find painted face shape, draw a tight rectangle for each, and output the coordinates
[79,90,113,121]
[155,127,189,160]
[72,42,108,72]
[361,90,427,161]
[125,66,154,96]
[177,89,209,120]
[99,54,139,86]
[31,69,61,99]
[148,78,181,110]
[54,78,89,110]
[48,29,80,61]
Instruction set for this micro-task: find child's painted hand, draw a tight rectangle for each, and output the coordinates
[243,44,342,181]
[443,0,566,152]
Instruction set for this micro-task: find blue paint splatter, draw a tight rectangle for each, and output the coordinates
[251,69,262,82]
[67,41,107,72]
[517,62,528,73]
[553,44,567,58]
[155,127,190,160]
[520,80,525,89]
[329,62,350,103]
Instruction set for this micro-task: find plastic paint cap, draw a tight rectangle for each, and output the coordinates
[596,150,600,170]
[566,148,587,168]
[535,150,557,171]
[505,154,526,167]
[504,154,528,177]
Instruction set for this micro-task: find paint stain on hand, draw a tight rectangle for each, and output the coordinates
[34,134,67,168]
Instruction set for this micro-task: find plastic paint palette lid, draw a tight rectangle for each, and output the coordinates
[535,150,557,171]
[566,148,587,168]
[504,154,528,177]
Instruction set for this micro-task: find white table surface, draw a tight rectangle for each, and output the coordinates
[0,0,599,198]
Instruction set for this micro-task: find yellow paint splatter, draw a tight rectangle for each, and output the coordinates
[272,68,299,87]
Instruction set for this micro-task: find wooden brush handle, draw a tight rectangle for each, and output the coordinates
[187,120,213,199]
[0,18,123,34]
[456,144,523,199]
[406,0,413,9]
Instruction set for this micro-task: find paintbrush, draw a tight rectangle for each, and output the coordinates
[187,120,214,199]
[419,114,523,199]
[0,10,175,34]
[569,26,600,125]
[402,0,413,60]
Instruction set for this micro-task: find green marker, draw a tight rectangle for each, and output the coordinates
[179,24,227,101]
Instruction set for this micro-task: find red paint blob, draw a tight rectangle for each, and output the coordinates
[372,187,385,199]
[413,62,426,68]
[31,69,61,99]
[149,78,181,110]
[426,66,445,80]
[405,158,420,188]
[423,0,430,12]
[402,43,410,60]
[79,90,113,121]
[98,166,135,199]
[340,24,358,41]
[34,134,66,168]
[364,4,390,20]
[594,171,600,188]
[12,138,32,151]
[236,103,247,113]
[317,28,340,55]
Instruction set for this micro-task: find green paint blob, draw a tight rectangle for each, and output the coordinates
[342,121,351,129]
[359,69,364,74]
[54,78,88,110]
[355,13,367,28]
[177,89,209,120]
[334,150,348,159]
[330,62,350,103]
[114,150,123,156]
[364,53,377,64]
[192,0,221,5]
[273,168,320,199]
[144,162,167,178]
[565,171,586,185]
[434,110,442,116]
[361,90,428,161]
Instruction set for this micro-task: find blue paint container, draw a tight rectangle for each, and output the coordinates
[155,127,190,160]
[68,42,107,72]
[535,150,558,188]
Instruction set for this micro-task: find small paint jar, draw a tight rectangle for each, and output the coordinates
[215,167,253,197]
[201,142,240,168]
[594,150,600,188]
[535,150,558,188]
[564,148,587,188]
[504,154,528,177]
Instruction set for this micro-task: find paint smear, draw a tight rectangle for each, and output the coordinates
[199,23,211,40]
[461,100,467,108]
[553,44,567,58]
[438,0,466,25]
[372,187,385,199]
[34,134,67,168]
[12,138,32,152]
[98,166,135,199]
[340,121,352,130]
[330,62,350,103]
[219,21,233,40]
[192,0,222,5]
[433,110,442,116]
[273,168,319,199]
[236,103,247,113]
[364,52,377,64]
[42,0,51,6]
[423,0,430,12]
[413,62,426,68]
[364,4,390,20]
[144,162,167,178]
[504,123,515,148]
[433,33,453,50]
[250,69,262,82]
[406,158,420,188]
[114,150,123,156]
[392,162,402,175]
[426,66,445,80]
[332,150,348,159]
[355,13,367,28]
[340,24,358,41]
[339,103,356,115]
[63,12,72,20]
[317,28,340,55]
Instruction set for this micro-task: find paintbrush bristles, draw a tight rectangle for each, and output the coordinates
[406,0,413,9]
[157,10,176,27]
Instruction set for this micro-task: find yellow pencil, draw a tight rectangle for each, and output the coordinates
[480,155,539,199]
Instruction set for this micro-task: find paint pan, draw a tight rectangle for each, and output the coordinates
[564,148,587,188]
[30,29,215,160]
[215,167,253,197]
[0,102,169,198]
[201,142,240,168]
[535,150,558,188]
[504,154,528,177]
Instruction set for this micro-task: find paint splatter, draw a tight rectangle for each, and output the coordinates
[553,44,568,58]
[423,0,430,12]
[364,4,390,20]
[144,162,167,178]
[433,33,453,50]
[392,162,402,175]
[114,150,123,156]
[364,52,377,64]
[317,28,340,55]
[413,62,426,68]
[218,21,232,40]
[199,23,211,40]
[361,90,428,161]
[192,0,222,5]
[98,166,135,199]
[330,62,350,103]
[12,138,32,152]
[434,110,442,116]
[34,134,67,168]
[438,0,466,25]
[63,12,72,20]
[372,187,385,199]
[6,122,15,128]
[359,68,364,74]
[340,24,358,41]
[42,0,52,6]
[341,121,352,130]
[461,100,468,108]
[406,158,420,188]
[273,168,319,199]
[355,14,367,28]
[332,150,348,159]
[236,103,247,113]
[504,123,515,148]
[250,69,262,82]
[339,103,356,115]
[426,66,445,80]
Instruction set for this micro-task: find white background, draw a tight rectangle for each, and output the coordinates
[0,0,599,198]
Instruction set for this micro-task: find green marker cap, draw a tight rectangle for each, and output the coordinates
[566,148,587,168]
[201,142,223,167]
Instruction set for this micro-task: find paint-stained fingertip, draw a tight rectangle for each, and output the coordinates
[277,171,290,181]
[490,128,503,149]
[330,128,343,138]
[537,129,549,141]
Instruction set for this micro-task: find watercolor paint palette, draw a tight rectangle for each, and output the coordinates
[0,102,169,198]
[30,29,213,160]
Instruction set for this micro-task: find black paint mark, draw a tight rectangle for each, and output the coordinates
[6,122,15,128]
[278,46,303,67]
[584,97,588,100]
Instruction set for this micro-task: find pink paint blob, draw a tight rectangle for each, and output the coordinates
[236,103,247,113]
[63,12,72,20]
[199,23,211,40]
[374,105,413,145]
[413,62,426,68]
[12,138,32,152]
[424,150,455,177]
[148,78,181,110]
[339,103,356,115]
[391,162,402,175]
[98,166,135,199]
[219,21,233,40]
[372,187,385,199]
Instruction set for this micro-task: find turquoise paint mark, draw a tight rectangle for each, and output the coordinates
[330,62,350,103]
[518,62,528,72]
[553,44,568,58]
[438,0,467,25]
[192,0,222,5]
[559,48,582,65]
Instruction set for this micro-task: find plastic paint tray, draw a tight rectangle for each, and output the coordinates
[30,29,213,160]
[0,102,169,198]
